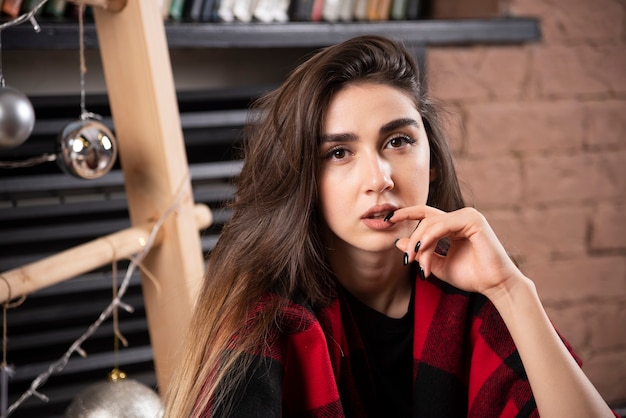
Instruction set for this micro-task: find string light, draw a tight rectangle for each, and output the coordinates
[0,0,47,32]
[0,153,56,168]
[2,2,185,415]
[0,277,26,418]
[7,174,190,416]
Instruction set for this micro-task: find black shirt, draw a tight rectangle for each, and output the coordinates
[344,285,415,417]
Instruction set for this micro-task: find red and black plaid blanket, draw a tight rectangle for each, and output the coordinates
[206,275,584,417]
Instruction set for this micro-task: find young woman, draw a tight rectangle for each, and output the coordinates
[165,35,616,417]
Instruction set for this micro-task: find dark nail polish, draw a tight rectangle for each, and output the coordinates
[418,265,426,281]
[394,238,400,247]
[403,253,409,266]
[414,240,421,253]
[383,211,395,222]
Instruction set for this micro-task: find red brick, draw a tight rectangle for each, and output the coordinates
[474,47,531,99]
[523,256,626,303]
[605,150,626,199]
[525,152,624,205]
[438,103,465,156]
[532,45,620,97]
[465,101,585,156]
[427,46,530,101]
[510,0,624,44]
[591,204,626,251]
[456,156,523,208]
[484,206,588,261]
[585,100,626,150]
[583,349,626,404]
[587,302,626,350]
[428,48,491,102]
[594,45,626,94]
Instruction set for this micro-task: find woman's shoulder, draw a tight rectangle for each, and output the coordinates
[252,291,337,336]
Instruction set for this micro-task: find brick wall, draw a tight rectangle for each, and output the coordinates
[427,0,626,405]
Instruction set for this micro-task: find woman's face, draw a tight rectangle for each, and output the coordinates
[318,82,432,257]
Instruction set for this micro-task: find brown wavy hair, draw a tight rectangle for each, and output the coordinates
[164,35,465,417]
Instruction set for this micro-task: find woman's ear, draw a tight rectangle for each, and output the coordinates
[429,167,437,182]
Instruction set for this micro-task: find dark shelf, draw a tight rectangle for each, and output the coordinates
[2,18,540,49]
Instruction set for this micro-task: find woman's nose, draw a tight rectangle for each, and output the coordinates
[362,153,394,193]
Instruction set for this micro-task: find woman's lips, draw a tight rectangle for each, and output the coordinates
[361,203,398,219]
[361,204,398,230]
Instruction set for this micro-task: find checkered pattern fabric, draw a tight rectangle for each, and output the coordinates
[201,275,586,417]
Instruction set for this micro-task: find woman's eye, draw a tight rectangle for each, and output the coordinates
[324,147,348,160]
[387,135,415,149]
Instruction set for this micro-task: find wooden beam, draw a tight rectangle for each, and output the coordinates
[0,204,211,303]
[72,0,127,12]
[92,0,205,392]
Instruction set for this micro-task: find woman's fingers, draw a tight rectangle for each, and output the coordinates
[387,205,443,225]
[411,208,479,274]
[390,206,513,293]
[391,205,469,257]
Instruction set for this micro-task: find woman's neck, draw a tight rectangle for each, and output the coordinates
[328,248,413,318]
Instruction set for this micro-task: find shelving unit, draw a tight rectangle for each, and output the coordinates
[3,18,540,49]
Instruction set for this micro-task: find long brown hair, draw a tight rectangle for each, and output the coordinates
[164,35,464,417]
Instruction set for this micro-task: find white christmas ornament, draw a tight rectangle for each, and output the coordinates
[0,86,35,149]
[65,370,163,418]
[57,118,118,179]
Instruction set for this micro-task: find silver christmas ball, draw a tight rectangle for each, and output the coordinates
[65,376,164,418]
[57,119,118,179]
[0,86,35,149]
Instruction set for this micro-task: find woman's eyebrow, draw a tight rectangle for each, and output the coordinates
[320,118,419,143]
[320,132,357,143]
[379,118,420,135]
